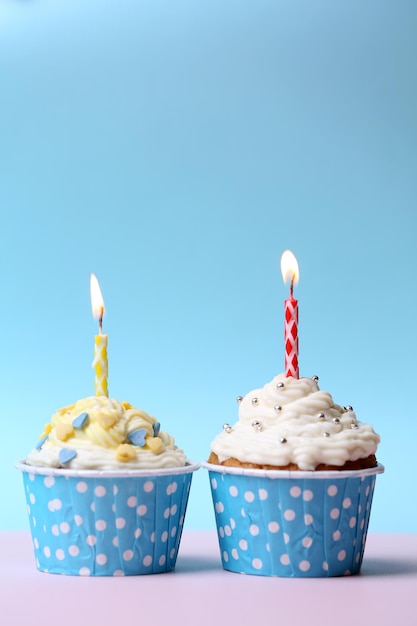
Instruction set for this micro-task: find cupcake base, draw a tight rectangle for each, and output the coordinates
[16,461,199,576]
[203,461,384,577]
[207,451,378,471]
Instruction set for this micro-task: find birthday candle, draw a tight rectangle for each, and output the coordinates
[280,250,299,379]
[90,274,108,396]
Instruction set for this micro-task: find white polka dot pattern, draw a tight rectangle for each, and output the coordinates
[20,470,195,576]
[208,469,380,577]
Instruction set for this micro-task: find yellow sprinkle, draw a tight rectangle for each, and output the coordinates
[146,436,163,454]
[97,414,117,429]
[39,423,52,439]
[115,443,137,462]
[56,423,74,441]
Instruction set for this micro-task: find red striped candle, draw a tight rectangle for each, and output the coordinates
[280,250,300,378]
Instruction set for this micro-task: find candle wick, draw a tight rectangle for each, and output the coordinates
[290,276,294,298]
[99,308,104,334]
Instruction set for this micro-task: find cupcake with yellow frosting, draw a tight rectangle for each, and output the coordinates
[17,396,198,576]
[204,373,383,577]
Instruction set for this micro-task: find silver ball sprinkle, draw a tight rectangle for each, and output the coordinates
[223,423,232,433]
[251,397,259,405]
[312,375,319,382]
[317,412,325,420]
[351,423,359,430]
[280,437,287,444]
[332,417,340,424]
[236,396,243,404]
[276,382,285,389]
[344,405,353,412]
[274,405,282,412]
[251,420,263,432]
[323,432,330,437]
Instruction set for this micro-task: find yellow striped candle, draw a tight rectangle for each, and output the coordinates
[90,273,108,397]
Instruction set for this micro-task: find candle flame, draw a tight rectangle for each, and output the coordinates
[280,250,299,286]
[90,274,105,328]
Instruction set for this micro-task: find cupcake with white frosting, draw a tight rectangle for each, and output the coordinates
[17,396,198,576]
[204,374,383,577]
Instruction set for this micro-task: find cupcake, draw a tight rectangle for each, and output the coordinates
[16,395,198,576]
[204,373,383,577]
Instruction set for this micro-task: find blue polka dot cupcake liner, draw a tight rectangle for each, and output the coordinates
[203,462,384,577]
[16,461,199,576]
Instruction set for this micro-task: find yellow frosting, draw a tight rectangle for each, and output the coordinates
[26,396,187,470]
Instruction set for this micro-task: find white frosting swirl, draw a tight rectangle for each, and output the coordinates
[26,396,187,470]
[211,374,380,470]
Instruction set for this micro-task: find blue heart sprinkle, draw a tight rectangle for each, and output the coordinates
[153,421,161,437]
[72,412,89,429]
[35,435,49,450]
[127,428,147,447]
[59,448,77,465]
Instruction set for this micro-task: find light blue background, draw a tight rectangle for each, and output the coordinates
[1,0,416,533]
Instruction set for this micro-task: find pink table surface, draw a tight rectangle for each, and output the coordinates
[0,531,416,626]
